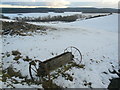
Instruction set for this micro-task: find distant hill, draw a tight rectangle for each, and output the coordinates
[1,7,119,13]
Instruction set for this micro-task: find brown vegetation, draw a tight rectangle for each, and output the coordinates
[1,21,50,36]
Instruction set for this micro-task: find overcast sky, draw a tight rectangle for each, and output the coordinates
[1,0,119,8]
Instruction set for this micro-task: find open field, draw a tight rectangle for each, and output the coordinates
[0,13,119,88]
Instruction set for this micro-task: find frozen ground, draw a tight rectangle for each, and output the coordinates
[1,13,119,88]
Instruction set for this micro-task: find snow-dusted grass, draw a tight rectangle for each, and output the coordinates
[2,13,118,88]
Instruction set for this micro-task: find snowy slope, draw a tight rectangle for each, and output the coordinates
[2,14,118,88]
[33,14,118,32]
[70,14,118,32]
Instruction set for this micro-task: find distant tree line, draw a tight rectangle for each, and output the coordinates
[2,8,119,13]
[85,13,112,19]
[13,14,84,22]
[13,13,111,22]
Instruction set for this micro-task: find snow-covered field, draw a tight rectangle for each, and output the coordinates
[1,13,119,88]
